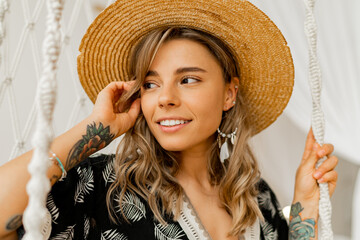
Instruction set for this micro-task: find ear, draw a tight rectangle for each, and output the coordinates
[223,77,239,111]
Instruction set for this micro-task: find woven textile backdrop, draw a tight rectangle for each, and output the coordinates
[0,0,359,239]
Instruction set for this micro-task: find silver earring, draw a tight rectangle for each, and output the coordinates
[232,101,236,104]
[217,128,237,163]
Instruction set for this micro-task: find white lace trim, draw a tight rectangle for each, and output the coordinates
[41,209,52,239]
[242,217,260,240]
[177,195,210,240]
[177,195,260,240]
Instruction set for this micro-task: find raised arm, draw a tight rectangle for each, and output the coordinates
[0,81,140,239]
[289,128,338,239]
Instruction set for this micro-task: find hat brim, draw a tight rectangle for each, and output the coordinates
[77,0,294,135]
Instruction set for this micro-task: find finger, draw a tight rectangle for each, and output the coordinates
[125,80,136,86]
[126,98,141,122]
[301,142,320,169]
[99,82,126,102]
[123,81,136,91]
[317,170,338,184]
[115,98,141,134]
[106,81,126,91]
[107,82,136,106]
[328,175,338,197]
[316,143,334,158]
[313,155,338,179]
[302,128,316,160]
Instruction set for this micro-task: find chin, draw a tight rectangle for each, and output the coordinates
[158,143,185,152]
[156,139,189,152]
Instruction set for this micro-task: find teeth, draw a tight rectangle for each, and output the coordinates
[160,119,189,126]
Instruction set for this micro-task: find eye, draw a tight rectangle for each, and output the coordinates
[181,77,199,84]
[143,82,158,89]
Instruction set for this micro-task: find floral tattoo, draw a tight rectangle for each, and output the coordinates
[289,202,316,240]
[6,214,22,230]
[65,122,115,170]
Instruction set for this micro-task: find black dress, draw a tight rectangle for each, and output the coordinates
[20,154,289,239]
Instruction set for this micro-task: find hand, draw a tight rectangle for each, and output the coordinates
[293,128,338,205]
[91,81,141,138]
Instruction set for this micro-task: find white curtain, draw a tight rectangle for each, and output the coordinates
[250,0,360,238]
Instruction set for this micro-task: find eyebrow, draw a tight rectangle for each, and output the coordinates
[146,67,207,77]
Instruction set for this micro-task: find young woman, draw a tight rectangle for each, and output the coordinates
[0,1,338,239]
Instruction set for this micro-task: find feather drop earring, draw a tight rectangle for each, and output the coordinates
[217,128,237,163]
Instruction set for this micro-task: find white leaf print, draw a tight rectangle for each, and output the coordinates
[84,216,90,239]
[102,159,116,186]
[154,223,185,240]
[74,166,94,204]
[101,229,128,240]
[260,221,278,240]
[116,191,146,222]
[46,193,59,224]
[257,190,276,217]
[50,224,76,240]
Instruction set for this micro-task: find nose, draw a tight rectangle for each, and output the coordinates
[158,84,180,109]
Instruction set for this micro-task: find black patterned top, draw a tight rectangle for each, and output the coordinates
[19,154,289,239]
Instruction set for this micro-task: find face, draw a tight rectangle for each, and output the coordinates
[140,39,236,154]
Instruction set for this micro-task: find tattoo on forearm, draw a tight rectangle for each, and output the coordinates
[65,122,115,170]
[289,202,316,240]
[6,214,22,231]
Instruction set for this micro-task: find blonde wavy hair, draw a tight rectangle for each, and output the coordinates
[106,27,263,236]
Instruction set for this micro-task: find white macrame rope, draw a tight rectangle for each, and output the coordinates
[23,0,64,239]
[304,0,333,239]
[0,0,9,106]
[0,0,8,66]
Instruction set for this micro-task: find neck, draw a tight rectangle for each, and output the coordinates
[175,142,213,190]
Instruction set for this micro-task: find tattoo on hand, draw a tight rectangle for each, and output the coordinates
[65,122,115,170]
[289,202,316,240]
[6,214,22,231]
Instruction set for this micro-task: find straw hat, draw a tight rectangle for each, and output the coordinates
[77,0,294,134]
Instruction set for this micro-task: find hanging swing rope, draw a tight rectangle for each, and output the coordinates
[303,0,333,239]
[22,0,64,239]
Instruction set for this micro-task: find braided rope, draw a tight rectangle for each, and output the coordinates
[0,0,8,65]
[303,0,333,239]
[22,0,64,239]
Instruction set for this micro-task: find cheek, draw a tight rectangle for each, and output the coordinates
[140,95,154,123]
[188,89,225,127]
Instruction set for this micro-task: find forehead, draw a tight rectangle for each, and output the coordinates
[149,39,221,71]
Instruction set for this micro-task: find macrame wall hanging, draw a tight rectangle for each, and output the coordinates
[304,0,334,239]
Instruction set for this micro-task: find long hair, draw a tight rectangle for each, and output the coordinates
[106,27,263,236]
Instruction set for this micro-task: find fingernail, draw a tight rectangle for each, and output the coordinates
[314,171,322,179]
[318,177,325,183]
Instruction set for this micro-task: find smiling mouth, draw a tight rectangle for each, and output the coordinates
[158,119,191,127]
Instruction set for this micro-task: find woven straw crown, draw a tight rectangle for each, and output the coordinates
[77,0,294,134]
